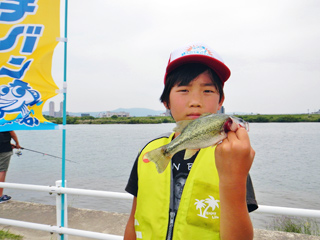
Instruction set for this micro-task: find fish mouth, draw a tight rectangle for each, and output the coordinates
[224,117,249,132]
[223,118,233,132]
[0,98,17,109]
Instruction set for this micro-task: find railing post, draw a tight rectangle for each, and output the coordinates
[56,180,68,240]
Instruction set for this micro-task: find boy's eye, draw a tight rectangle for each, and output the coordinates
[204,89,215,93]
[177,88,188,92]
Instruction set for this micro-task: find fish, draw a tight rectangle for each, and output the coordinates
[0,80,40,119]
[143,113,249,173]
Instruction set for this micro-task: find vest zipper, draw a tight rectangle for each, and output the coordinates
[166,211,176,240]
[166,165,176,240]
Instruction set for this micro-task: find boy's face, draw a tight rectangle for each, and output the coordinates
[164,71,224,123]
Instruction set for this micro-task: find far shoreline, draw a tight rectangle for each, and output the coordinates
[44,114,320,125]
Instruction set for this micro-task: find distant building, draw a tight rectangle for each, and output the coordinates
[158,111,167,117]
[59,102,63,117]
[312,109,320,114]
[49,101,66,117]
[98,111,130,118]
[81,113,90,117]
[218,106,225,114]
[49,101,54,116]
[164,109,171,116]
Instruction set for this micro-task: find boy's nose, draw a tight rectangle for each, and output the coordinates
[189,93,202,107]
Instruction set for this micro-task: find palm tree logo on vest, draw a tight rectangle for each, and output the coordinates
[194,195,220,219]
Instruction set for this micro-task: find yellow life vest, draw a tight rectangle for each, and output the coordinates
[135,133,221,239]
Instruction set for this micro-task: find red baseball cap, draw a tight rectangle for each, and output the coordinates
[164,43,231,85]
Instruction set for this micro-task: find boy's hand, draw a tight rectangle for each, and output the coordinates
[215,127,255,184]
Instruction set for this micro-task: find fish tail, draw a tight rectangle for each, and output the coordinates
[143,147,172,173]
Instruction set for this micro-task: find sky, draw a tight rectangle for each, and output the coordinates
[47,0,320,115]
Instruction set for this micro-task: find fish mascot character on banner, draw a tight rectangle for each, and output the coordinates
[0,0,60,131]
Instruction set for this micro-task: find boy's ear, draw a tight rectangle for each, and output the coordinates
[217,95,225,110]
[163,101,170,110]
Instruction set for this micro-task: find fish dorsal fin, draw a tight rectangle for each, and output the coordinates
[173,113,212,133]
[173,120,193,133]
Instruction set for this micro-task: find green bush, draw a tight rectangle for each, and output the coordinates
[275,115,300,122]
[129,119,140,124]
[254,116,270,122]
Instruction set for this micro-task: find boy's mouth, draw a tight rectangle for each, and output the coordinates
[187,113,201,119]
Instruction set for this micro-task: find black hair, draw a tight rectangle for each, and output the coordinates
[160,63,224,106]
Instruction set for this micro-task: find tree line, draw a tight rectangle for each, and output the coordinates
[44,114,320,125]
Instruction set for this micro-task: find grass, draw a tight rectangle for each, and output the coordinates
[268,216,320,236]
[0,229,23,240]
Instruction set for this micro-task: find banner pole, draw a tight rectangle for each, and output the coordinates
[61,0,68,239]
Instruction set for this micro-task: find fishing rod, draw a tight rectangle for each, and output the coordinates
[16,147,78,164]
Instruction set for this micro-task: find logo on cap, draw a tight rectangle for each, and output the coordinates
[181,45,213,57]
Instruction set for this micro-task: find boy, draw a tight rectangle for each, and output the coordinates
[124,43,258,239]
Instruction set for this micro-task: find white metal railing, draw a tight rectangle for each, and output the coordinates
[0,181,132,240]
[255,205,320,218]
[1,181,320,239]
[0,182,132,200]
[0,218,123,240]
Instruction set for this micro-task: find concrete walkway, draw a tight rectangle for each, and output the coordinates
[1,201,320,240]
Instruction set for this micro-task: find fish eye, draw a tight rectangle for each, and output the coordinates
[0,86,10,96]
[12,86,26,98]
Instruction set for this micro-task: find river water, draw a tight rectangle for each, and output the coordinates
[4,123,320,229]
